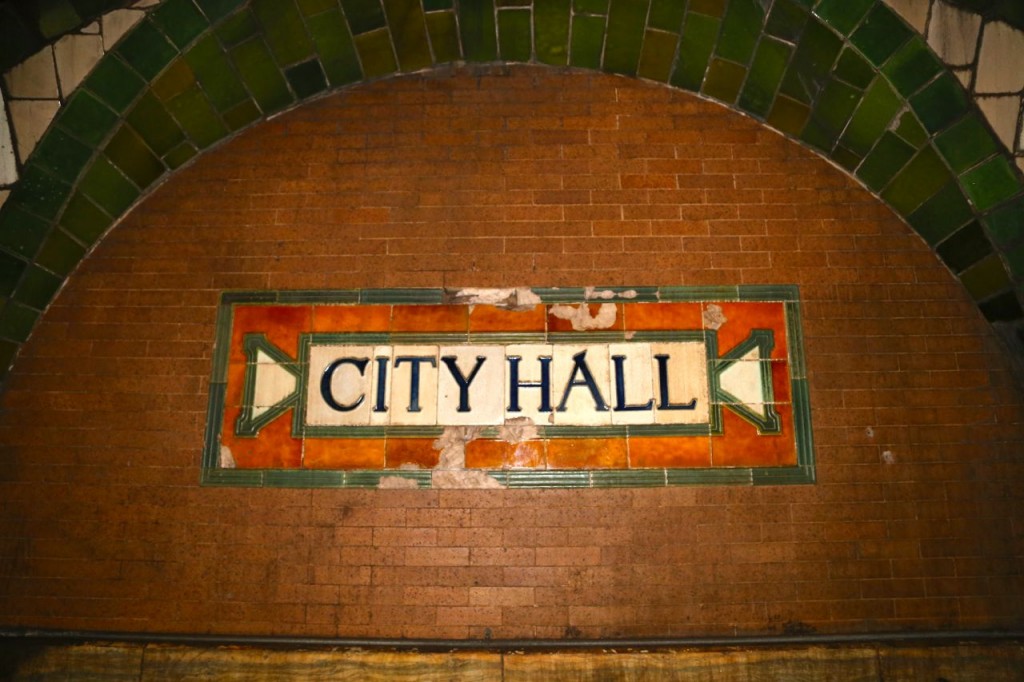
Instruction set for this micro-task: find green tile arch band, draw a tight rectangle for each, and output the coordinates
[1,0,1023,382]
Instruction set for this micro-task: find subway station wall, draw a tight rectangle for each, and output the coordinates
[1,65,1023,639]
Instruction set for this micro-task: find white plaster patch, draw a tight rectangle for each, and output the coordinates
[584,287,638,300]
[928,1,982,66]
[498,416,539,443]
[703,304,727,330]
[881,450,896,464]
[54,33,105,97]
[450,287,541,311]
[549,302,617,330]
[3,48,59,98]
[433,425,483,469]
[378,476,420,489]
[976,21,1024,93]
[219,446,236,468]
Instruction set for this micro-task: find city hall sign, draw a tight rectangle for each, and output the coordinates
[202,287,814,488]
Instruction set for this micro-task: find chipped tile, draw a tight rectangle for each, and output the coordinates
[976,21,1024,93]
[8,99,61,163]
[55,33,105,97]
[3,48,59,98]
[928,1,982,66]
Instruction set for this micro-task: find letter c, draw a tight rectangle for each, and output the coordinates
[320,357,369,412]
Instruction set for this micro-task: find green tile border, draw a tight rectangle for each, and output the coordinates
[1,0,1023,390]
[201,286,814,488]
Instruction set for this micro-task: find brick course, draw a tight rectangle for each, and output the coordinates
[0,65,1022,638]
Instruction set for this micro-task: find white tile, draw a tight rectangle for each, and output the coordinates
[8,99,60,163]
[0,92,16,185]
[551,344,612,426]
[977,95,1020,152]
[101,9,145,50]
[976,21,1024,93]
[651,341,709,425]
[718,346,769,416]
[369,346,393,427]
[80,21,100,34]
[3,48,59,98]
[437,345,505,426]
[1016,156,1024,175]
[609,342,655,426]
[305,345,375,426]
[389,346,439,426]
[252,349,297,417]
[928,1,982,66]
[54,33,104,97]
[504,344,555,426]
[883,0,930,34]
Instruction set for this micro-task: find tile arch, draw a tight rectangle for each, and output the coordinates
[0,0,1023,382]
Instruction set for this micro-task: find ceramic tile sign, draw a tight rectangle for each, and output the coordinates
[202,287,814,488]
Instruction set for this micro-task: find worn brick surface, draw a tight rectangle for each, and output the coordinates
[1,65,1023,639]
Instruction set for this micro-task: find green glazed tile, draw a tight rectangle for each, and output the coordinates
[936,221,993,273]
[671,13,718,90]
[0,251,27,297]
[849,4,911,66]
[116,18,179,80]
[285,59,328,98]
[800,78,858,151]
[340,0,387,34]
[766,95,810,136]
[910,73,969,134]
[1008,242,1024,276]
[424,0,453,9]
[907,181,973,245]
[84,55,147,113]
[570,14,606,69]
[738,37,791,116]
[689,0,725,18]
[254,0,315,66]
[765,0,808,42]
[223,99,262,131]
[882,36,942,97]
[856,131,914,191]
[216,8,260,46]
[126,92,187,157]
[961,157,1021,212]
[649,0,685,31]
[168,85,229,149]
[497,0,530,6]
[12,265,62,310]
[34,228,86,277]
[498,9,532,62]
[814,0,872,36]
[58,90,119,147]
[298,0,337,15]
[935,115,999,174]
[425,10,461,63]
[0,7,38,71]
[839,77,900,155]
[831,145,861,171]
[32,128,93,184]
[231,39,294,113]
[385,0,434,70]
[308,9,364,85]
[984,197,1024,246]
[59,192,111,245]
[960,253,1011,301]
[638,29,679,82]
[104,126,165,189]
[195,0,247,22]
[535,0,570,65]
[978,291,1023,322]
[833,47,873,89]
[0,205,49,259]
[894,110,927,148]
[354,28,399,78]
[459,0,497,61]
[575,0,609,14]
[152,0,209,49]
[604,0,648,76]
[152,60,197,102]
[164,142,198,169]
[881,145,953,215]
[38,1,81,39]
[186,34,250,111]
[0,339,17,374]
[716,0,765,64]
[78,156,140,216]
[15,165,72,221]
[778,19,842,103]
[703,58,746,103]
[0,301,40,343]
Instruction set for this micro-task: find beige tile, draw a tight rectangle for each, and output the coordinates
[976,21,1024,93]
[1016,157,1024,174]
[505,343,554,426]
[609,342,656,425]
[390,345,439,426]
[55,33,105,97]
[928,1,981,66]
[251,349,297,416]
[552,344,612,426]
[369,345,394,426]
[883,0,931,34]
[3,47,59,98]
[0,190,9,209]
[80,20,100,34]
[305,344,375,426]
[437,345,505,426]
[651,341,709,425]
[953,68,973,89]
[977,95,1020,151]
[102,9,145,50]
[0,93,16,185]
[8,99,60,163]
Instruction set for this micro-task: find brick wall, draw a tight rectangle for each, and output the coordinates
[1,65,1022,639]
